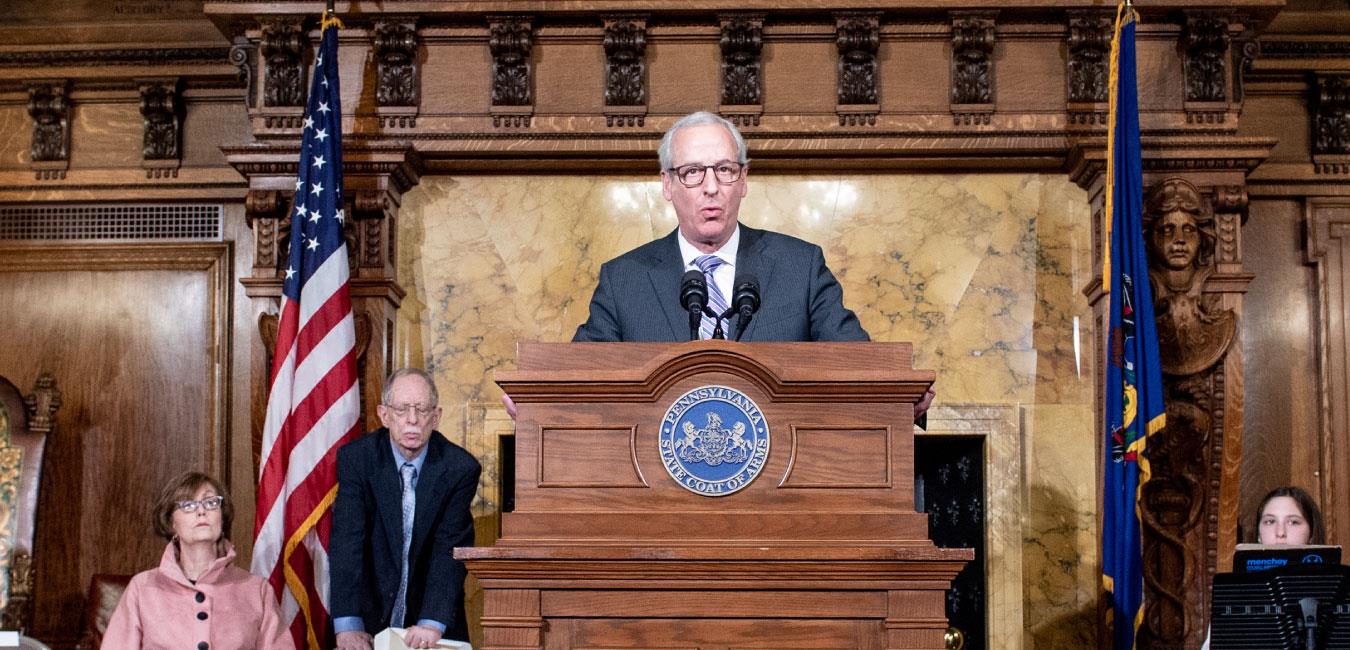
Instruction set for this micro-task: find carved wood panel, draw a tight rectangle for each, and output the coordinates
[1305,198,1350,547]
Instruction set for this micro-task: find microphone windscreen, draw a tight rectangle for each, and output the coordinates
[733,273,760,312]
[680,270,707,311]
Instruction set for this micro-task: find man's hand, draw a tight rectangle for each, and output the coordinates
[915,387,936,422]
[336,630,372,650]
[502,393,517,420]
[401,625,442,649]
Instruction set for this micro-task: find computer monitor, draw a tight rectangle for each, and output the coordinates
[1235,544,1342,573]
[1210,563,1350,650]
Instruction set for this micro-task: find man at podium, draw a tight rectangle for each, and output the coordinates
[572,110,869,344]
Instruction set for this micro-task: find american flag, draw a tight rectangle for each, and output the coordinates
[252,15,361,650]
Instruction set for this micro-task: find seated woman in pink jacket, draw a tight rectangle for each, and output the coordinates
[103,472,295,650]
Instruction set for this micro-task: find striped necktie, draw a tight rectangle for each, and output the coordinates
[694,254,729,339]
[390,462,417,627]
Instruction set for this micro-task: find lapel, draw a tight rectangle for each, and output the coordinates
[733,225,775,342]
[645,230,687,341]
[372,432,405,566]
[408,435,450,562]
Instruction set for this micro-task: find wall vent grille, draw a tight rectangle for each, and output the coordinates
[0,204,222,241]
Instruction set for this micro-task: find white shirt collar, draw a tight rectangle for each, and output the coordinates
[676,225,740,270]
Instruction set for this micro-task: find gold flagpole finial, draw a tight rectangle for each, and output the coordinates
[320,0,343,31]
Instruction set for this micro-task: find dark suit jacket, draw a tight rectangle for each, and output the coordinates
[329,429,481,641]
[573,225,869,342]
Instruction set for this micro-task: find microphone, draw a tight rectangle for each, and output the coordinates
[732,274,760,341]
[680,270,708,341]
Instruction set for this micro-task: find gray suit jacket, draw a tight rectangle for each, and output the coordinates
[573,225,869,342]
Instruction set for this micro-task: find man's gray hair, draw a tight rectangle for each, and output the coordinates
[381,367,439,406]
[657,111,749,170]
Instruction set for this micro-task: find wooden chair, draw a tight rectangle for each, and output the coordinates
[0,373,57,635]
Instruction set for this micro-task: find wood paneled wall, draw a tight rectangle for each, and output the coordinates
[0,243,232,646]
[0,1,1347,649]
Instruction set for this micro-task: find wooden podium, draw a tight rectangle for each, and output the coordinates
[458,341,972,650]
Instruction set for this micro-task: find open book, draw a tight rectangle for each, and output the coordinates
[373,628,473,650]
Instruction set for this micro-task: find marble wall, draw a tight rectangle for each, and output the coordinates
[396,172,1097,649]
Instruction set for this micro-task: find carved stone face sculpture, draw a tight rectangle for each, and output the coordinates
[1152,209,1201,271]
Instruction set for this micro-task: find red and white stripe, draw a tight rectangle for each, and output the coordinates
[252,249,361,649]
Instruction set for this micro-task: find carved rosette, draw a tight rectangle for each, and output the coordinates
[603,15,648,126]
[834,12,880,126]
[1313,74,1350,173]
[374,21,420,111]
[950,12,996,125]
[719,14,764,127]
[261,20,306,109]
[489,16,534,128]
[1066,10,1111,127]
[229,37,258,109]
[139,79,183,178]
[1183,13,1230,124]
[26,82,70,180]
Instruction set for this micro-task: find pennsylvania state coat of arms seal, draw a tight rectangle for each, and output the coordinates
[659,385,770,496]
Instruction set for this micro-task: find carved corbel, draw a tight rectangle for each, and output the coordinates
[488,16,534,128]
[139,79,183,179]
[1232,22,1258,105]
[261,20,307,128]
[834,12,880,126]
[351,190,391,270]
[245,189,290,273]
[228,37,258,110]
[719,14,764,127]
[26,82,69,181]
[1136,178,1245,647]
[374,21,420,129]
[1213,185,1248,267]
[950,11,997,126]
[1066,10,1111,128]
[602,15,648,127]
[1183,12,1230,123]
[1312,73,1350,173]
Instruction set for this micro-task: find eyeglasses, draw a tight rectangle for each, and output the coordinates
[176,495,225,513]
[667,161,745,188]
[385,403,436,418]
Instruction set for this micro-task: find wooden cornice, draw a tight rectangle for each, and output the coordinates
[1066,135,1276,188]
[220,141,424,194]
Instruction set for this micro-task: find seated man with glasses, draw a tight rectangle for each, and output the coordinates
[330,368,481,650]
[572,110,869,343]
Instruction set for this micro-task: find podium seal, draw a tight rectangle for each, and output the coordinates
[658,385,770,496]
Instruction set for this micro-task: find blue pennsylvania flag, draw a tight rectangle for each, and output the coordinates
[1101,4,1166,649]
